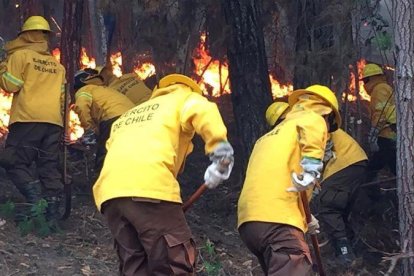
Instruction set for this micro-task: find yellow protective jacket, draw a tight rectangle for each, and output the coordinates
[0,33,65,126]
[365,76,396,140]
[93,84,228,211]
[74,84,134,132]
[323,129,368,180]
[237,108,328,232]
[108,73,152,105]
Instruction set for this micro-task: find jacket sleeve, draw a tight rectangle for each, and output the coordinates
[296,112,328,161]
[74,90,96,132]
[180,94,228,154]
[0,53,26,93]
[371,87,395,129]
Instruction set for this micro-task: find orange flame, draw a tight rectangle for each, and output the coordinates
[134,62,156,80]
[194,33,293,98]
[343,59,370,102]
[52,48,61,62]
[269,75,294,99]
[69,109,84,141]
[193,33,230,97]
[80,47,96,69]
[0,90,12,139]
[110,52,123,77]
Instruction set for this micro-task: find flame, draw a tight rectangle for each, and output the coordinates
[344,59,370,102]
[110,52,123,77]
[134,62,156,80]
[269,75,294,99]
[194,33,293,98]
[80,47,96,69]
[52,48,61,62]
[193,33,230,97]
[69,109,84,141]
[0,90,12,139]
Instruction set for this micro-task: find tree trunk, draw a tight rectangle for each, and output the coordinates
[222,0,273,169]
[87,0,107,66]
[394,1,414,274]
[60,0,84,99]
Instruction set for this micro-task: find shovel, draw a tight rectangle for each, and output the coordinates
[183,158,231,212]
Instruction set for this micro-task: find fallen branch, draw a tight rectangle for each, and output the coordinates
[360,177,396,188]
[382,252,414,276]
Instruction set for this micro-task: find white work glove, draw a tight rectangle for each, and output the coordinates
[209,141,234,163]
[307,215,320,235]
[323,139,336,163]
[287,158,322,192]
[368,127,380,153]
[204,161,233,189]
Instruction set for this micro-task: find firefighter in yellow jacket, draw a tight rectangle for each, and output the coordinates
[93,74,234,275]
[97,65,152,105]
[266,102,368,266]
[362,63,396,179]
[238,85,341,275]
[0,16,65,222]
[73,70,134,173]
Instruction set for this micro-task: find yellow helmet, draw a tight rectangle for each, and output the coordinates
[288,85,341,127]
[362,64,383,79]
[20,16,51,34]
[265,102,289,127]
[158,74,203,95]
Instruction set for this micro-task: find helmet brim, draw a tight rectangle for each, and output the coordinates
[289,89,342,128]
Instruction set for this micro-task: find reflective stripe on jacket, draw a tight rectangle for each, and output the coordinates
[365,76,396,140]
[74,84,134,132]
[0,49,65,126]
[93,83,228,211]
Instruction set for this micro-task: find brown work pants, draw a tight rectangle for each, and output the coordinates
[239,222,312,276]
[102,198,196,276]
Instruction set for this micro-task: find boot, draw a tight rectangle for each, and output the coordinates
[14,180,42,222]
[333,237,356,265]
[44,196,61,231]
[17,180,42,204]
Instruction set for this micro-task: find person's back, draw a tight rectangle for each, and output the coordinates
[94,82,227,205]
[323,129,367,180]
[74,84,134,132]
[108,73,152,105]
[238,109,327,232]
[92,74,233,275]
[1,34,65,126]
[0,16,65,225]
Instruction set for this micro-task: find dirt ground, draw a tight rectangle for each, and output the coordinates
[0,135,401,276]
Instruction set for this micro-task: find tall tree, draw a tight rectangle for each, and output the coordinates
[222,0,273,168]
[394,0,414,274]
[60,0,84,98]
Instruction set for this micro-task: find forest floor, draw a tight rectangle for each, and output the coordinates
[0,135,401,276]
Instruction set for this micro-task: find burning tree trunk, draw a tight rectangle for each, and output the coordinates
[394,0,414,274]
[222,0,273,168]
[60,0,84,98]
